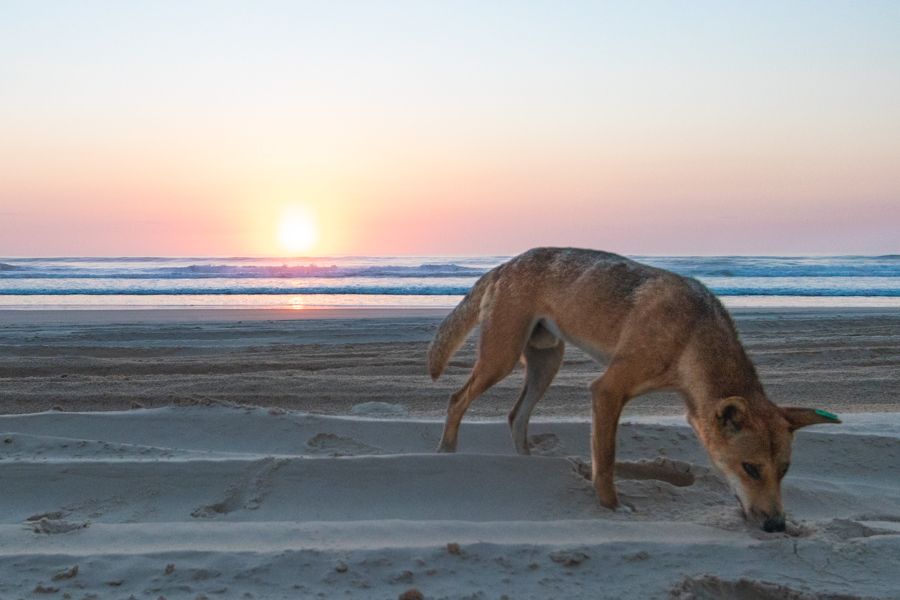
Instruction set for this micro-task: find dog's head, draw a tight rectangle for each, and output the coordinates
[691,397,840,532]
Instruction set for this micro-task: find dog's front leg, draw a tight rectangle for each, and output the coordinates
[589,374,627,509]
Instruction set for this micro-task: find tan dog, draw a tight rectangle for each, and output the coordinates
[428,247,840,532]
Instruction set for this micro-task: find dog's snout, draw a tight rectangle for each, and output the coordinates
[762,513,786,533]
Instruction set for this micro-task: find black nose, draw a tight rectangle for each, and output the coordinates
[762,514,786,532]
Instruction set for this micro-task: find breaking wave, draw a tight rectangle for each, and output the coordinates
[1,285,898,297]
[1,255,897,300]
[0,262,487,279]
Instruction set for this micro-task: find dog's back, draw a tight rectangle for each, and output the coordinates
[430,247,729,377]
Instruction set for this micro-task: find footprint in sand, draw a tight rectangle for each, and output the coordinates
[822,518,899,539]
[191,457,285,518]
[305,433,383,457]
[528,433,562,456]
[670,575,851,600]
[26,516,89,534]
[615,457,697,487]
[569,456,697,488]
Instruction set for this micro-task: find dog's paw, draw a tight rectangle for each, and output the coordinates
[613,502,636,514]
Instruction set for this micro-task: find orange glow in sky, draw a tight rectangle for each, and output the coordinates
[1,2,898,256]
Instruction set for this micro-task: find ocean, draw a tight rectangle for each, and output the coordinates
[1,255,898,309]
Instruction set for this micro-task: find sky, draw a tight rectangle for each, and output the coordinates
[1,1,898,257]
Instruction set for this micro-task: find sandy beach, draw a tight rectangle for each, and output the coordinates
[1,308,899,598]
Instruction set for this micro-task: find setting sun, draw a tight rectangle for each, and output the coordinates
[278,208,318,255]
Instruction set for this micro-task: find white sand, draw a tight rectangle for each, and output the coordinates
[1,405,898,599]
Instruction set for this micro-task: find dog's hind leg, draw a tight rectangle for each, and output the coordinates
[508,337,564,455]
[437,313,532,453]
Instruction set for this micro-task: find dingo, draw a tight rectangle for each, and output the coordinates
[427,248,839,532]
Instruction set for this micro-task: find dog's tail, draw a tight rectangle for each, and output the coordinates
[427,270,494,381]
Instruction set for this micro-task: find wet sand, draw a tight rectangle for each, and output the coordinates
[0,308,898,417]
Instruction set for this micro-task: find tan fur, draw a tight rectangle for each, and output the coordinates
[427,270,496,380]
[429,247,840,531]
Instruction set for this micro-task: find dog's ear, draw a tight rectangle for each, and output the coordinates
[716,396,748,435]
[781,407,841,431]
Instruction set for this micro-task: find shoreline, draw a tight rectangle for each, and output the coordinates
[0,307,452,325]
[2,304,899,326]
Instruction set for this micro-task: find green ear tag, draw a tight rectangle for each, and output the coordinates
[815,409,840,421]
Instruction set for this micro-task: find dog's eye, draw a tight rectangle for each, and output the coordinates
[742,462,762,480]
[778,464,790,479]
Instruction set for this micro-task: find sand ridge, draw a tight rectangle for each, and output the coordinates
[1,405,898,598]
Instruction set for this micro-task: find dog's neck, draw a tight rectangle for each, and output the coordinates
[680,315,769,422]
